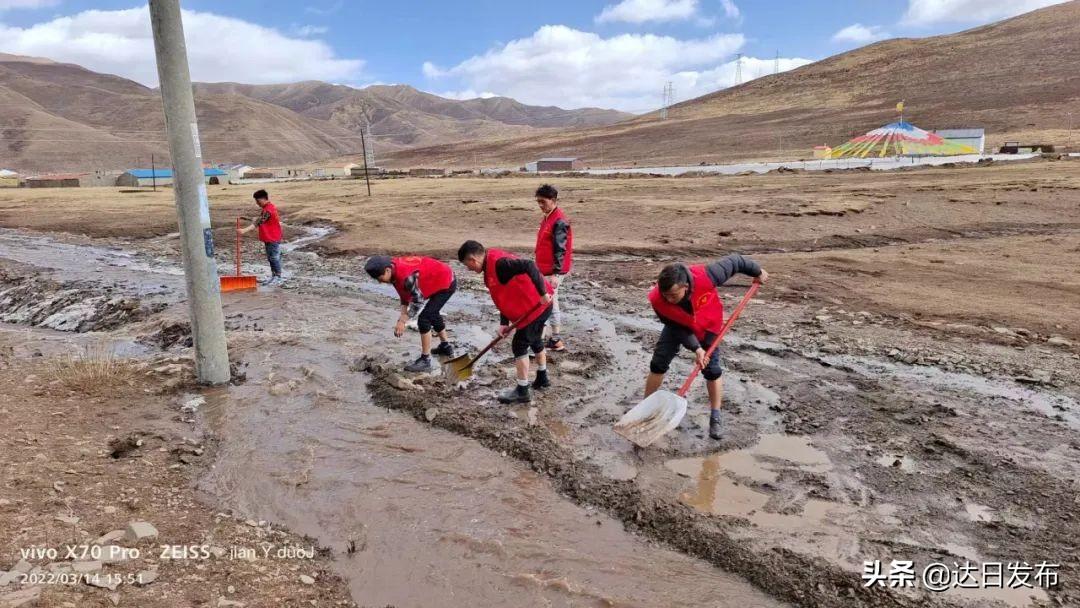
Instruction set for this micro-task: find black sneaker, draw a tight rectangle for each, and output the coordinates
[432,342,455,357]
[497,385,532,404]
[404,356,435,373]
[532,371,551,391]
[708,412,724,440]
[545,338,566,352]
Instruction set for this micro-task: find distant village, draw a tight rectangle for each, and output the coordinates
[0,157,596,189]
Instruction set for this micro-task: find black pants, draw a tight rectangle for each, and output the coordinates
[512,305,553,358]
[417,280,456,334]
[650,326,723,381]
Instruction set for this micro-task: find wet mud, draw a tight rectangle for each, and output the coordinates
[1,225,1076,608]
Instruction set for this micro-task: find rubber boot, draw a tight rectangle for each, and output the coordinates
[532,369,551,391]
[708,409,724,440]
[404,355,434,373]
[432,341,454,357]
[497,383,532,404]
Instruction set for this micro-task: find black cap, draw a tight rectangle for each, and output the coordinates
[364,255,392,279]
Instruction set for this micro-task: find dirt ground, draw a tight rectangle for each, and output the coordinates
[0,314,356,607]
[0,158,1078,607]
[1,158,1077,341]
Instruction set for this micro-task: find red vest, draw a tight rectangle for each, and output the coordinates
[484,248,552,326]
[257,202,283,243]
[391,256,454,303]
[535,207,573,275]
[648,264,724,341]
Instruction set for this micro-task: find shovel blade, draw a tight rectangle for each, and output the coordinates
[442,353,475,383]
[220,275,257,292]
[613,390,688,448]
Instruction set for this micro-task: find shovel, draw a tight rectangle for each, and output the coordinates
[443,277,563,382]
[614,282,761,447]
[220,217,257,292]
[442,302,544,383]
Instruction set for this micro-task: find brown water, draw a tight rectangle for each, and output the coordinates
[193,292,788,608]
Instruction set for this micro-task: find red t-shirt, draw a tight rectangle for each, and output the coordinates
[256,202,282,243]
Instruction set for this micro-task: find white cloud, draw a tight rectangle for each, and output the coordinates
[670,55,814,99]
[294,24,329,37]
[720,0,740,20]
[902,0,1068,25]
[596,0,699,24]
[436,90,498,101]
[423,25,810,112]
[832,23,889,43]
[0,0,58,10]
[0,6,364,86]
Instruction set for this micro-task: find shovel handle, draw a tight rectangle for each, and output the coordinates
[676,281,760,397]
[461,279,560,372]
[235,216,242,276]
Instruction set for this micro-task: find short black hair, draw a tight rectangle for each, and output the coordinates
[253,189,269,201]
[657,264,690,292]
[535,184,558,200]
[457,240,485,262]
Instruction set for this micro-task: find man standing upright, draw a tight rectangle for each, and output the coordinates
[237,189,283,285]
[533,184,572,351]
[458,240,553,403]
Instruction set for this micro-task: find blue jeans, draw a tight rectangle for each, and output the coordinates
[264,241,282,277]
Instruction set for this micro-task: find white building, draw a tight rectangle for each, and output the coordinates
[933,129,985,154]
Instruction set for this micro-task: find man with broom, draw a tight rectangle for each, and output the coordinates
[646,255,768,439]
[457,240,552,403]
[364,255,457,372]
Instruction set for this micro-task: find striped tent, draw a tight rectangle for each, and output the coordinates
[830,121,978,158]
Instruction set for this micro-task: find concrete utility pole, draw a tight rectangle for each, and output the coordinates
[149,0,230,384]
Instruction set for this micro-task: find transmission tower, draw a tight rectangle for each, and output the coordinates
[660,81,674,120]
[734,53,743,85]
[774,50,780,75]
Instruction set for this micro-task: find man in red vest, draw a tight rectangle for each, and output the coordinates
[534,184,572,352]
[647,255,768,440]
[237,189,284,285]
[365,255,457,372]
[458,240,553,403]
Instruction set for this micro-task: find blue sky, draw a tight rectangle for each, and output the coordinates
[0,0,1068,112]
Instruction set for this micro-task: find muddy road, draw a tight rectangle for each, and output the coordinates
[1,217,1076,608]
[0,228,787,607]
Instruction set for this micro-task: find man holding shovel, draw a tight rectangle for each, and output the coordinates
[236,189,283,285]
[534,184,572,352]
[646,255,768,439]
[457,240,552,403]
[364,255,457,372]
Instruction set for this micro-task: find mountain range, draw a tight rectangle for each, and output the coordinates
[381,1,1080,169]
[0,54,629,173]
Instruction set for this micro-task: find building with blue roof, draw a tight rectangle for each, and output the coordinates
[116,168,228,188]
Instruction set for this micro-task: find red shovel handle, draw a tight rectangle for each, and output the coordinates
[462,280,560,371]
[676,281,760,397]
[235,216,242,276]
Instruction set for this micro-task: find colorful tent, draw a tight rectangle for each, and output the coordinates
[830,121,978,159]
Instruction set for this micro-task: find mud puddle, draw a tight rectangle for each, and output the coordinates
[193,301,787,608]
